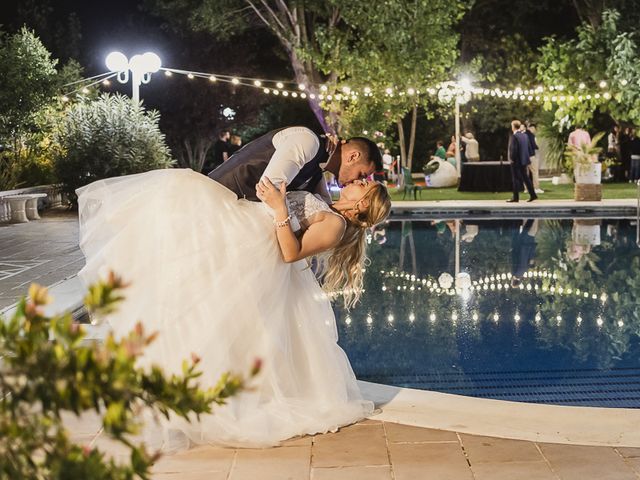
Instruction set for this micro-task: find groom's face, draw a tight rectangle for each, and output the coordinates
[337,150,375,186]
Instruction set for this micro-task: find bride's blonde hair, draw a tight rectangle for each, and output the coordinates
[317,182,391,309]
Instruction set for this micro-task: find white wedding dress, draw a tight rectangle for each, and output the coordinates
[76,168,373,448]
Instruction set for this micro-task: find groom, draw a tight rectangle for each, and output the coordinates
[207,126,382,203]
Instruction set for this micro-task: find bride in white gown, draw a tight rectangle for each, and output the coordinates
[77,168,391,448]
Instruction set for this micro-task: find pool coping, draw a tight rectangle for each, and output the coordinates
[360,380,640,447]
[390,199,638,218]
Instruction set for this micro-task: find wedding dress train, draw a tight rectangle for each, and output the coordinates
[77,168,373,448]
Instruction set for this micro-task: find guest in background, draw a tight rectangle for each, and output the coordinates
[608,125,619,158]
[434,141,447,160]
[460,132,479,162]
[568,126,591,149]
[446,136,457,167]
[630,128,640,182]
[229,134,243,155]
[382,148,393,182]
[619,126,632,180]
[508,120,537,203]
[203,129,231,174]
[524,122,543,194]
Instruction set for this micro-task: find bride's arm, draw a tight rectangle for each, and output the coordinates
[256,178,345,263]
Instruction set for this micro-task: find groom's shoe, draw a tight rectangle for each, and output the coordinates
[506,198,519,203]
[527,195,538,202]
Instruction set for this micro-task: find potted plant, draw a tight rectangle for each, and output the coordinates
[564,131,605,201]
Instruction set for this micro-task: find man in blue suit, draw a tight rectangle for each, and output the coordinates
[507,120,537,202]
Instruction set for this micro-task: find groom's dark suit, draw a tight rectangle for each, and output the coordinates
[208,127,329,202]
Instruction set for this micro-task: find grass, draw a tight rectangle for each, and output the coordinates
[389,180,640,201]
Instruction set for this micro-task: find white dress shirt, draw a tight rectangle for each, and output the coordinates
[261,127,321,188]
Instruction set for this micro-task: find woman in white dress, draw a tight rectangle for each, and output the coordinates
[77,168,391,448]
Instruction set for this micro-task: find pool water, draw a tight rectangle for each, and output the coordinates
[334,217,640,408]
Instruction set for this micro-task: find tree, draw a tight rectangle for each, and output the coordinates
[0,28,58,150]
[14,0,83,63]
[314,0,466,171]
[149,28,294,171]
[146,0,464,141]
[1,273,257,479]
[146,0,343,132]
[0,27,61,189]
[537,9,640,127]
[55,94,174,204]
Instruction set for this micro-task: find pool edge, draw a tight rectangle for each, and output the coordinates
[360,380,640,447]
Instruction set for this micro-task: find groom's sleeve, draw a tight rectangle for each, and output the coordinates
[261,127,320,187]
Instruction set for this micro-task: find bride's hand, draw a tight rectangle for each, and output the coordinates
[256,178,287,210]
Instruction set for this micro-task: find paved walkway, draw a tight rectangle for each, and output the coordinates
[63,414,640,480]
[0,208,82,311]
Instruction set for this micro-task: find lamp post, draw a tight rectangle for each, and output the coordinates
[105,51,162,104]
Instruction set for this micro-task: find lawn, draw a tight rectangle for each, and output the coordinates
[388,181,640,201]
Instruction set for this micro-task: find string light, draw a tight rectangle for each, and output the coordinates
[80,64,622,107]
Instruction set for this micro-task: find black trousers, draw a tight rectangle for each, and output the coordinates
[510,162,536,200]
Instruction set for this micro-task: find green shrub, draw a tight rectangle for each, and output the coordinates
[55,94,174,204]
[0,272,259,479]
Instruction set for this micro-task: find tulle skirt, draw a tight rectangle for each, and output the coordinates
[76,168,373,448]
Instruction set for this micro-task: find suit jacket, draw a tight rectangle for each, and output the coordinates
[208,127,328,201]
[509,131,533,166]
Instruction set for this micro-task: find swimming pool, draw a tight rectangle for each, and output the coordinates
[335,217,640,408]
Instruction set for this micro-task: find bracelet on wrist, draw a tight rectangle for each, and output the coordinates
[274,215,291,228]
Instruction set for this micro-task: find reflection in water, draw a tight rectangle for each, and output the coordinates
[336,218,640,407]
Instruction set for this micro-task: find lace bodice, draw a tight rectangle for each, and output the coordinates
[286,191,335,232]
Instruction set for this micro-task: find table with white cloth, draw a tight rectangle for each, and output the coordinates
[458,161,513,192]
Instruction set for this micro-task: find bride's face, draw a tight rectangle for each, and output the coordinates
[340,179,375,209]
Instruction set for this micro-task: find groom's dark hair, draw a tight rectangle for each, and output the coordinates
[347,137,383,171]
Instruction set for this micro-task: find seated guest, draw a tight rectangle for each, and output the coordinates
[460,132,480,162]
[434,141,447,160]
[446,137,457,167]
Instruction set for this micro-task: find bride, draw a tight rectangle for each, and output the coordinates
[77,168,391,448]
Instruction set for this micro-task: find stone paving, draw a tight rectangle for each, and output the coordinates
[0,208,82,310]
[63,414,640,480]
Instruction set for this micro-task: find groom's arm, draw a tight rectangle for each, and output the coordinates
[261,127,320,188]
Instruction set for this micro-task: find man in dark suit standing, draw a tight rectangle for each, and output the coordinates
[507,120,537,203]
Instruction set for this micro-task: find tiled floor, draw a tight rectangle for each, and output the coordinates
[63,414,640,480]
[0,209,83,310]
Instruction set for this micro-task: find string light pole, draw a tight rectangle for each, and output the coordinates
[105,51,162,104]
[438,78,472,177]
